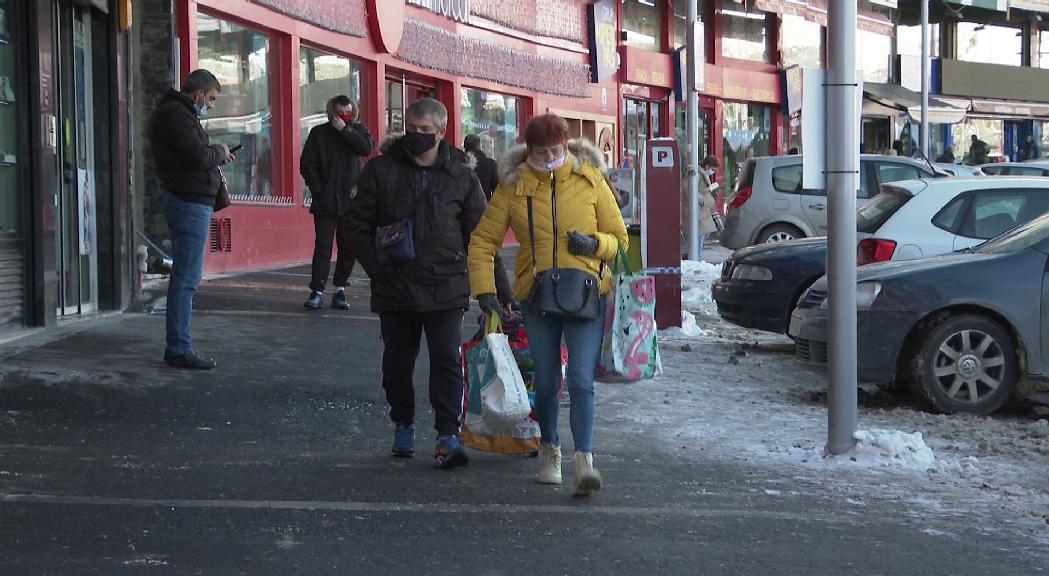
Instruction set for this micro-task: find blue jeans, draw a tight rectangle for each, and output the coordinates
[522,300,606,453]
[697,233,707,261]
[163,194,213,357]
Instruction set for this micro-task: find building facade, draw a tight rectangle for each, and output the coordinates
[0,0,133,337]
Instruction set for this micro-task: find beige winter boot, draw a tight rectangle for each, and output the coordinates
[573,452,603,497]
[537,443,562,485]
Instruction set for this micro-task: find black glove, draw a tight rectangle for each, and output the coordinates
[567,231,599,256]
[477,293,501,316]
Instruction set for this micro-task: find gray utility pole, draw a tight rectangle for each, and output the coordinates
[686,0,700,261]
[826,0,858,455]
[921,0,930,158]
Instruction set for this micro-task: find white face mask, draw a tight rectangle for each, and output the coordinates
[528,153,568,172]
[706,168,716,177]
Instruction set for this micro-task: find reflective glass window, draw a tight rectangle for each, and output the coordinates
[720,0,769,62]
[622,0,663,52]
[957,22,1022,67]
[782,14,822,69]
[460,88,521,160]
[299,46,362,203]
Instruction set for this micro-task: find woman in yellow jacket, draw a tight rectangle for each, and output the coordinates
[468,114,628,497]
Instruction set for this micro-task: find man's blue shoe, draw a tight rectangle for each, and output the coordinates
[391,424,415,457]
[434,434,469,469]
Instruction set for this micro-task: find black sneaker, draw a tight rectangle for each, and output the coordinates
[164,350,217,370]
[304,291,323,309]
[331,290,349,310]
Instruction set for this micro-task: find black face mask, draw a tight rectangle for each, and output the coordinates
[403,131,438,157]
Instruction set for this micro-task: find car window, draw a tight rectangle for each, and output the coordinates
[981,165,1005,175]
[932,193,969,233]
[1003,166,1047,176]
[959,191,1029,239]
[737,159,756,193]
[858,162,873,198]
[857,187,913,233]
[977,212,1049,254]
[876,162,923,186]
[771,164,803,193]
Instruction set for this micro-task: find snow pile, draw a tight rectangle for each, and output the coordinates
[838,428,938,471]
[680,260,721,311]
[659,310,711,339]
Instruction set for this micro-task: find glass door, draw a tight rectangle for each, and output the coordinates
[54,1,98,316]
[385,73,436,135]
[0,0,26,331]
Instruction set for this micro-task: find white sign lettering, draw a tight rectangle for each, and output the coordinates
[407,0,471,24]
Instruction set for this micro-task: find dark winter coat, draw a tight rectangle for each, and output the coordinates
[148,89,226,207]
[467,148,499,200]
[300,121,374,216]
[346,136,511,313]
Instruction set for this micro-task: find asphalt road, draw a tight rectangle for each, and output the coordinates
[0,263,1046,575]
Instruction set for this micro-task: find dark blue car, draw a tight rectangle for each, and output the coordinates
[711,237,828,334]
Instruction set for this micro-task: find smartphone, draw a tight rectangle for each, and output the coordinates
[229,144,243,154]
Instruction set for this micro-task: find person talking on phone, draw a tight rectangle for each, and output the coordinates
[300,95,374,310]
[148,69,235,370]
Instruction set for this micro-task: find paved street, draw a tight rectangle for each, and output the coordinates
[1,263,1047,575]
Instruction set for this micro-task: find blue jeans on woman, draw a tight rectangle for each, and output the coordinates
[522,299,606,454]
[163,194,213,357]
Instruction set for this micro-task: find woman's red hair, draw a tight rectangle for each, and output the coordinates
[524,114,571,148]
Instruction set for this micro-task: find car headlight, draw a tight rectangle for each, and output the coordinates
[730,263,773,281]
[819,282,882,310]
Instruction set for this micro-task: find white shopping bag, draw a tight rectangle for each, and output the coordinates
[467,332,531,430]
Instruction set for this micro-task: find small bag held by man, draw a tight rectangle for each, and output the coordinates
[374,218,415,267]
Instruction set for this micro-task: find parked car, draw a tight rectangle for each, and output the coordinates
[720,155,944,250]
[978,161,1049,176]
[788,212,1049,414]
[934,163,983,177]
[713,177,1049,335]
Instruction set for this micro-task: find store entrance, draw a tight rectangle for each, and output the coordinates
[53,1,112,317]
[385,73,436,135]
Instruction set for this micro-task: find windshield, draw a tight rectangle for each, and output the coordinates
[976,212,1049,254]
[856,187,913,233]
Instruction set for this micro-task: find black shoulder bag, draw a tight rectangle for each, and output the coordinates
[527,174,601,320]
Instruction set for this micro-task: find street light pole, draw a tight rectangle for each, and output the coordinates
[826,0,858,455]
[921,0,931,159]
[686,0,700,261]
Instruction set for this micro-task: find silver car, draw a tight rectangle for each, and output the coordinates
[978,161,1049,176]
[720,155,941,250]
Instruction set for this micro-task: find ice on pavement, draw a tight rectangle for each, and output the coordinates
[606,248,1049,545]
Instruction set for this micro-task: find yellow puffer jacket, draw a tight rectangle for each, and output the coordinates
[469,139,628,302]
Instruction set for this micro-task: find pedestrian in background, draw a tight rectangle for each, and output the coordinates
[464,134,498,199]
[966,134,990,165]
[697,154,721,261]
[936,147,956,163]
[149,69,234,370]
[346,98,488,469]
[1022,134,1040,161]
[468,114,628,497]
[301,95,373,310]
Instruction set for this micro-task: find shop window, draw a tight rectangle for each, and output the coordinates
[857,29,890,83]
[1041,121,1049,159]
[720,0,770,63]
[196,13,275,199]
[460,88,521,161]
[956,118,1004,164]
[722,102,772,193]
[957,22,1022,67]
[672,0,705,50]
[1040,28,1049,69]
[299,46,362,203]
[622,0,663,52]
[896,24,940,58]
[782,14,822,69]
[0,0,19,234]
[623,98,665,170]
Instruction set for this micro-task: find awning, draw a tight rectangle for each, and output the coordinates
[1009,1,1049,14]
[967,98,1049,118]
[945,0,1008,10]
[863,83,968,124]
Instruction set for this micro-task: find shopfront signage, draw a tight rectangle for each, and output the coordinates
[588,0,617,83]
[702,66,781,104]
[620,46,674,89]
[368,0,406,53]
[407,0,471,24]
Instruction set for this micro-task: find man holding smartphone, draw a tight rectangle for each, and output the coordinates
[148,69,234,370]
[300,95,374,310]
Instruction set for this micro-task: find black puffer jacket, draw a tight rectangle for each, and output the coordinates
[347,136,512,312]
[300,121,374,216]
[467,148,499,200]
[148,89,225,207]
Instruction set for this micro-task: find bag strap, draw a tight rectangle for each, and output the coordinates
[485,312,502,334]
[613,243,632,276]
[527,197,537,278]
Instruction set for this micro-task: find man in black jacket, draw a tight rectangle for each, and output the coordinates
[346,98,490,469]
[463,134,498,199]
[149,69,234,370]
[301,95,374,310]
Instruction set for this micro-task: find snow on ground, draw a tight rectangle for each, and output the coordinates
[607,248,1049,546]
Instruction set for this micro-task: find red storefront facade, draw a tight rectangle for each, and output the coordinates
[164,0,618,276]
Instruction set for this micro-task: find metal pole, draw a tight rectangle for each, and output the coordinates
[921,0,930,159]
[686,0,700,261]
[826,0,858,455]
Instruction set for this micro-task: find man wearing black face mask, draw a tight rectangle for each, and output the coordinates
[346,97,496,469]
[149,69,234,370]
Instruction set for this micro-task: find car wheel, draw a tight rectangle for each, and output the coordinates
[907,314,1018,414]
[757,224,804,244]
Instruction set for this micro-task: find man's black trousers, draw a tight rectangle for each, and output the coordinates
[309,213,356,293]
[379,309,465,436]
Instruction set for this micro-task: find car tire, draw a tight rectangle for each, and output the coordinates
[756,224,804,245]
[906,314,1018,414]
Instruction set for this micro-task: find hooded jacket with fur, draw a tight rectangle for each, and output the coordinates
[468,139,628,302]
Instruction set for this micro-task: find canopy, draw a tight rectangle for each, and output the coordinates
[863,82,968,124]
